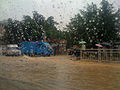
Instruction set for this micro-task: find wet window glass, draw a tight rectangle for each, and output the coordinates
[0,0,120,90]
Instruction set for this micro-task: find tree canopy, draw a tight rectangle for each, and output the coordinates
[67,0,120,48]
[2,11,64,44]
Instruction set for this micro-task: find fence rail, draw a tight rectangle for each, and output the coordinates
[79,49,120,62]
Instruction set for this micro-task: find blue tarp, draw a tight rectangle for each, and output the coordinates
[116,41,120,44]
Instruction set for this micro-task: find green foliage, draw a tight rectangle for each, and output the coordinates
[67,0,120,48]
[2,11,64,44]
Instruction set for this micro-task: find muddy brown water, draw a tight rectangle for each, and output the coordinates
[0,55,120,90]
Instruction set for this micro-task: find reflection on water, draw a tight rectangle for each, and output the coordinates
[0,56,120,90]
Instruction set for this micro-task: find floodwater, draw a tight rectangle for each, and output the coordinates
[0,55,120,90]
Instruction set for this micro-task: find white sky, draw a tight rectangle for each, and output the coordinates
[0,0,120,30]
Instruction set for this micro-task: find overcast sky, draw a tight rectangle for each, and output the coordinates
[0,0,120,30]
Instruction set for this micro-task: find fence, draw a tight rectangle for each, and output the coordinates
[79,49,120,62]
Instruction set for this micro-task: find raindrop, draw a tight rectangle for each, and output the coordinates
[94,27,96,30]
[86,28,89,30]
[115,17,118,20]
[69,1,72,3]
[90,40,92,43]
[92,20,95,22]
[60,21,63,24]
[52,5,55,8]
[60,2,63,5]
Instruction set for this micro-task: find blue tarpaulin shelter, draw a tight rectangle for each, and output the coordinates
[116,41,120,44]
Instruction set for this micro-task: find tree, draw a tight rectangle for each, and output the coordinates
[22,15,43,41]
[2,11,63,44]
[32,11,60,40]
[98,0,119,43]
[67,0,120,48]
[67,3,99,47]
[4,18,21,44]
[45,16,59,39]
[3,15,44,44]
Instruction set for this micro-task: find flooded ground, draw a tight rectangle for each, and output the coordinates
[0,55,120,90]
